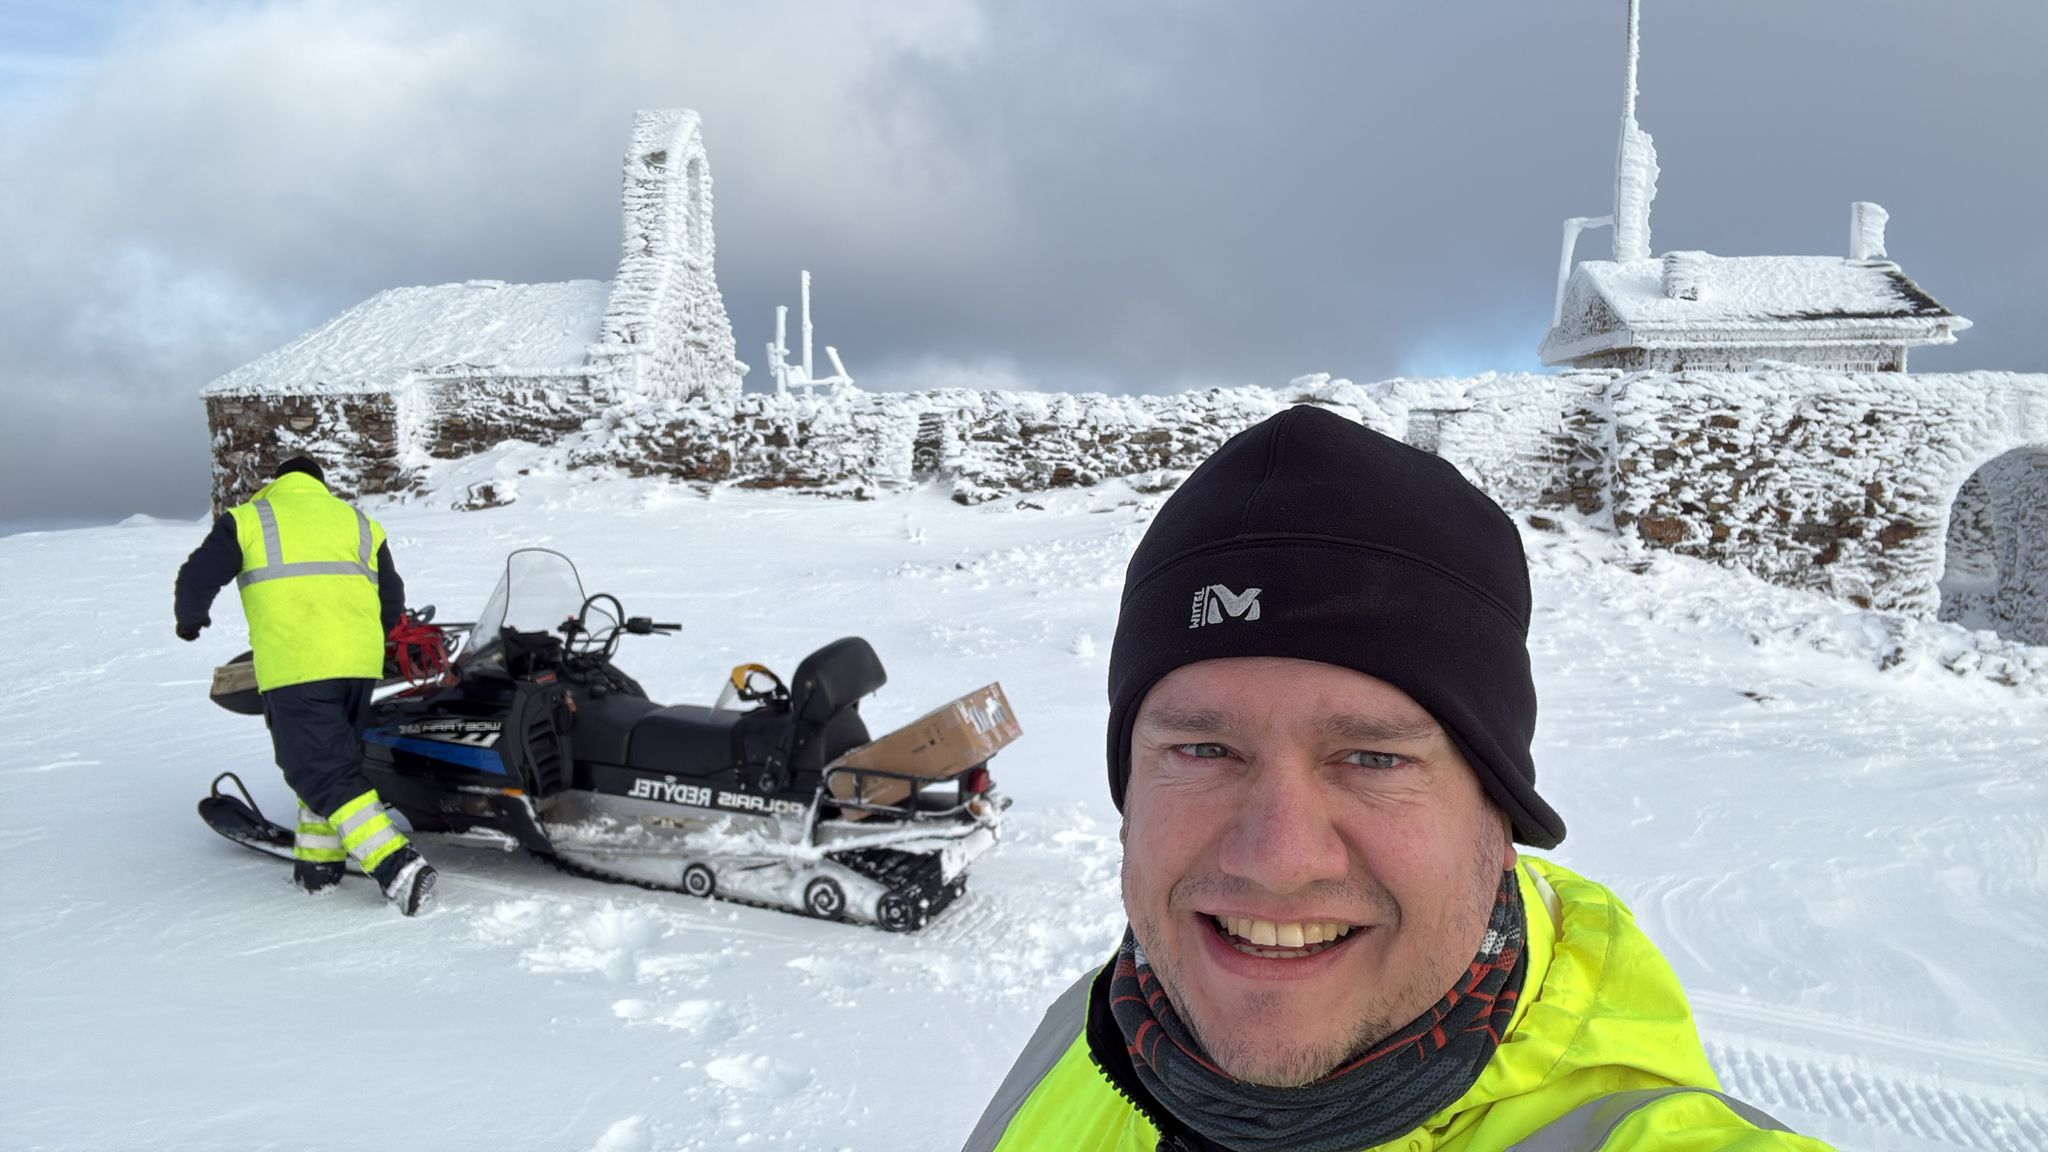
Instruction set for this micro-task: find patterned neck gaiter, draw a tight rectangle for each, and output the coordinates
[1108,869,1527,1152]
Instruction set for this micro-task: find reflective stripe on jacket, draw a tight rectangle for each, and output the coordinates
[228,472,388,691]
[965,858,1836,1152]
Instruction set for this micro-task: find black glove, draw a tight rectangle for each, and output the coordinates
[176,621,204,642]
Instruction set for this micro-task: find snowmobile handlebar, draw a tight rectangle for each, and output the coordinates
[556,595,680,665]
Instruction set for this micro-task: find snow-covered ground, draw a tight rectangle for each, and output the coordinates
[3,451,2044,1152]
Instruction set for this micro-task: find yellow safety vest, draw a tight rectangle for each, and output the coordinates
[227,472,388,691]
[968,858,1836,1152]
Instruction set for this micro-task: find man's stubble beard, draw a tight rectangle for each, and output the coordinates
[1123,821,1509,1089]
[1128,873,1400,1089]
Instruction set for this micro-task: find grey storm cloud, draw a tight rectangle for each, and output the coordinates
[1,0,2043,524]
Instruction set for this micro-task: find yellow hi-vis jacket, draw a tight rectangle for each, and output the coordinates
[227,472,388,692]
[964,858,1836,1152]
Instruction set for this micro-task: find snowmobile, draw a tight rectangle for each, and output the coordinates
[199,548,1011,930]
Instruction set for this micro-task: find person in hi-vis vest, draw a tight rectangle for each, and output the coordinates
[175,455,436,915]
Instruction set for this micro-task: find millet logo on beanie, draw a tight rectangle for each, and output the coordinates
[1188,584,1262,628]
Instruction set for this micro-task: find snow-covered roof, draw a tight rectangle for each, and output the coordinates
[204,279,610,397]
[1541,254,1970,365]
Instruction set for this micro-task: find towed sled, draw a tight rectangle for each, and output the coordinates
[201,548,1013,930]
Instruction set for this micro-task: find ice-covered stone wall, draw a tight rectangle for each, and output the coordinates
[558,368,2043,645]
[206,392,405,508]
[409,372,610,463]
[207,373,611,508]
[922,373,1613,515]
[205,366,2048,646]
[1605,370,2048,631]
[567,391,918,493]
[549,373,1600,510]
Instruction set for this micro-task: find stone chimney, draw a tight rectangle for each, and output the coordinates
[1851,201,1890,261]
[1661,250,1708,301]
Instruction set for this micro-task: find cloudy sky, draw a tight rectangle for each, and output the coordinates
[3,0,2042,526]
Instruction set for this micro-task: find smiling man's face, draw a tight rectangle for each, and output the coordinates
[1121,656,1515,1088]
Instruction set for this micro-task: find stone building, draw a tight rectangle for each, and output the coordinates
[1541,236,1971,373]
[1539,4,1968,374]
[203,109,743,509]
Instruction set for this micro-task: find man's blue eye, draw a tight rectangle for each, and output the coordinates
[1180,743,1229,759]
[1347,751,1402,770]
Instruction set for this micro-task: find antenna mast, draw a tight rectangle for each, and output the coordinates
[1621,0,1640,125]
[1612,0,1660,262]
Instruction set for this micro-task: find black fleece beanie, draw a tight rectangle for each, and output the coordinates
[1106,404,1565,848]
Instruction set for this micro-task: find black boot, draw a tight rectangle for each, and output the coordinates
[294,859,344,895]
[370,847,437,916]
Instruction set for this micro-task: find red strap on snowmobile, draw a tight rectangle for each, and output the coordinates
[387,615,452,686]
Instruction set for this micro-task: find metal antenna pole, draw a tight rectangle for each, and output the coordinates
[1612,0,1657,262]
[801,270,814,385]
[1622,0,1640,126]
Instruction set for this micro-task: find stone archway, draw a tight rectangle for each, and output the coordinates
[1938,446,2048,645]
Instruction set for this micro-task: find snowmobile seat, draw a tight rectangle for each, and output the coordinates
[627,705,746,777]
[572,693,661,766]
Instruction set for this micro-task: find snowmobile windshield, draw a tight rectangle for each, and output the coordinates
[462,549,589,676]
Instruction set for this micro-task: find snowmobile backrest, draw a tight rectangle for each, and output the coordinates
[788,638,886,725]
[731,692,872,785]
[724,639,885,793]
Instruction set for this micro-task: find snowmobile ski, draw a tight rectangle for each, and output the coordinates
[197,772,368,876]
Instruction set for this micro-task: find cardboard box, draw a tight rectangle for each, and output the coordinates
[828,682,1020,815]
[210,660,258,698]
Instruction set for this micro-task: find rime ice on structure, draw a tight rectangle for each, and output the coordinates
[199,82,2048,652]
[765,271,855,396]
[1518,3,2041,647]
[1611,0,1658,265]
[202,109,743,507]
[1543,228,1970,373]
[590,109,744,405]
[1542,1,1967,374]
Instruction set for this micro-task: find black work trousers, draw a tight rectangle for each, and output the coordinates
[262,678,375,819]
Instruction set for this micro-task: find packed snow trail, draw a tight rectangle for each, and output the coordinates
[1,462,2043,1150]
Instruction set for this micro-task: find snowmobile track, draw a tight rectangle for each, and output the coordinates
[532,846,967,931]
[535,848,825,924]
[1706,1039,2048,1152]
